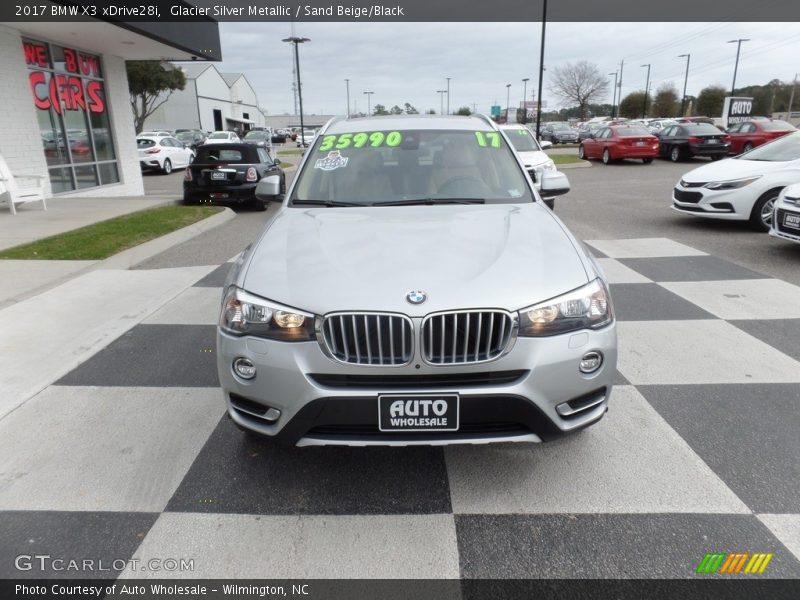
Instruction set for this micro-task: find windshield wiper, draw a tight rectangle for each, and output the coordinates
[291,199,366,207]
[372,198,486,206]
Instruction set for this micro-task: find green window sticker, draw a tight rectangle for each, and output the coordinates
[475,131,501,147]
[316,131,402,151]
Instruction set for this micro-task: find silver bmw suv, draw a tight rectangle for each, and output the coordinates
[217,114,617,447]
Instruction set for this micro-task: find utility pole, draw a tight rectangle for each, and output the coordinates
[521,77,529,123]
[727,38,750,96]
[678,54,691,117]
[535,0,547,138]
[618,59,624,114]
[446,77,451,115]
[363,91,374,116]
[609,71,618,118]
[788,73,798,119]
[505,84,511,121]
[641,63,651,119]
[344,79,350,117]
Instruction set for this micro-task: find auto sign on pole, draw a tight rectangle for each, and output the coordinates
[721,96,754,129]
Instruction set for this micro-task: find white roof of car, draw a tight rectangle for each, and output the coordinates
[324,114,496,135]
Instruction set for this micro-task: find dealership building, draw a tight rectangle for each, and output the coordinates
[0,17,220,198]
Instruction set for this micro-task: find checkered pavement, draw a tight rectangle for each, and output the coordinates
[1,237,800,580]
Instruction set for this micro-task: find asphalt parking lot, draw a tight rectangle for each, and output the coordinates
[4,151,793,582]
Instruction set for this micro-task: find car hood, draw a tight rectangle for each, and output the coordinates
[515,150,551,168]
[682,158,800,182]
[243,204,589,316]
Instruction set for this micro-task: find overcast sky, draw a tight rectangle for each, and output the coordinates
[208,22,800,116]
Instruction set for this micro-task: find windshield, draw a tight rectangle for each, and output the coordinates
[616,126,651,136]
[551,123,572,131]
[762,121,796,132]
[244,131,267,139]
[209,132,229,139]
[136,138,156,148]
[195,147,247,163]
[686,124,723,135]
[176,132,193,141]
[291,128,533,206]
[739,131,800,161]
[505,128,542,152]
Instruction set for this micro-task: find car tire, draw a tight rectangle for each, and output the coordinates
[749,189,780,232]
[669,146,682,162]
[642,157,653,164]
[162,158,172,175]
[578,145,586,160]
[743,142,754,153]
[602,148,611,164]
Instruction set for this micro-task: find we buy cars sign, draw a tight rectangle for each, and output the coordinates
[722,97,754,128]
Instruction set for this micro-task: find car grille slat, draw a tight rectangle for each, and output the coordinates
[422,310,515,365]
[321,313,413,366]
[674,188,703,203]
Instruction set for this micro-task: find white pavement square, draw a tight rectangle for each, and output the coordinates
[660,279,800,320]
[144,285,222,325]
[444,386,748,515]
[616,320,800,385]
[758,514,800,562]
[586,238,708,259]
[0,386,223,513]
[121,513,461,579]
[0,259,96,306]
[595,258,652,284]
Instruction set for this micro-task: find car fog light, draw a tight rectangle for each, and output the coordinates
[233,357,256,379]
[579,351,603,373]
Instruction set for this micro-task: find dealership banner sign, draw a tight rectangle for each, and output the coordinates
[722,97,754,128]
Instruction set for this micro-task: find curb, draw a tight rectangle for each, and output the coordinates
[97,207,235,270]
[0,207,235,308]
[557,161,592,169]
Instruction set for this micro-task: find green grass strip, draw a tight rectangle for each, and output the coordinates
[551,154,587,165]
[0,205,223,260]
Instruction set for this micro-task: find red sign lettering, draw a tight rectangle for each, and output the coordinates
[29,71,105,114]
[63,47,78,73]
[86,81,105,113]
[23,42,48,68]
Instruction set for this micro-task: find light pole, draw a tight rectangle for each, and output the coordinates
[727,38,750,96]
[344,78,350,117]
[788,73,798,118]
[363,91,374,116]
[282,36,310,141]
[608,72,618,119]
[678,54,691,117]
[521,77,530,123]
[446,77,451,115]
[641,63,651,119]
[505,83,511,122]
[437,90,446,115]
[535,0,547,138]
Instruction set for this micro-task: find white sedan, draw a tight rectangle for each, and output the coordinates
[137,135,195,175]
[500,124,558,208]
[671,131,800,231]
[770,183,800,244]
[204,131,240,144]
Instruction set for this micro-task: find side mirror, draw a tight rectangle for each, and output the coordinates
[255,175,281,201]
[273,158,282,166]
[540,140,553,150]
[540,171,571,197]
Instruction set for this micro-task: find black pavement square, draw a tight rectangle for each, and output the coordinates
[619,255,770,282]
[166,416,453,515]
[609,283,715,321]
[455,513,800,579]
[730,319,800,362]
[56,325,218,387]
[0,511,158,579]
[639,384,800,513]
[193,263,231,288]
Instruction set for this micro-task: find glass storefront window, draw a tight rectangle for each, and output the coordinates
[24,38,118,194]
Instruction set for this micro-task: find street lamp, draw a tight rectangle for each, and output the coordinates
[446,77,451,115]
[727,38,750,96]
[678,54,691,117]
[344,78,350,117]
[437,90,447,115]
[521,78,530,123]
[608,72,618,119]
[282,36,310,139]
[505,83,511,121]
[535,0,548,138]
[363,91,374,116]
[641,63,651,119]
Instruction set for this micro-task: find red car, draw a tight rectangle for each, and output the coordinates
[578,124,660,164]
[726,120,797,155]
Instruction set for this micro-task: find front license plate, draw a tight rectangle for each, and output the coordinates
[211,171,226,180]
[784,212,800,230]
[378,394,459,432]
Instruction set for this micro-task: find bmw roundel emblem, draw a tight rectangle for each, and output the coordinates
[406,290,427,305]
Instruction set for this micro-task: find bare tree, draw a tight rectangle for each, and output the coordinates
[549,61,609,121]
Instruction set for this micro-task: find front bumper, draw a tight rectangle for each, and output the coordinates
[770,204,800,243]
[217,322,617,447]
[671,182,755,221]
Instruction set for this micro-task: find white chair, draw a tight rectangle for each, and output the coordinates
[0,154,48,215]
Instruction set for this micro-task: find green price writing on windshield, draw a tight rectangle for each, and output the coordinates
[474,131,501,148]
[318,131,403,151]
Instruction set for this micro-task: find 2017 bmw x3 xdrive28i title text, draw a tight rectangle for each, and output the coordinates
[217,114,617,447]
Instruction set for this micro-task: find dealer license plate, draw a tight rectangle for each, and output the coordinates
[378,394,459,432]
[784,212,800,230]
[211,171,226,180]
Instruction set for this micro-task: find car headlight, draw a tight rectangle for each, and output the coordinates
[220,287,315,341]
[704,176,761,190]
[518,279,613,337]
[542,160,556,171]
